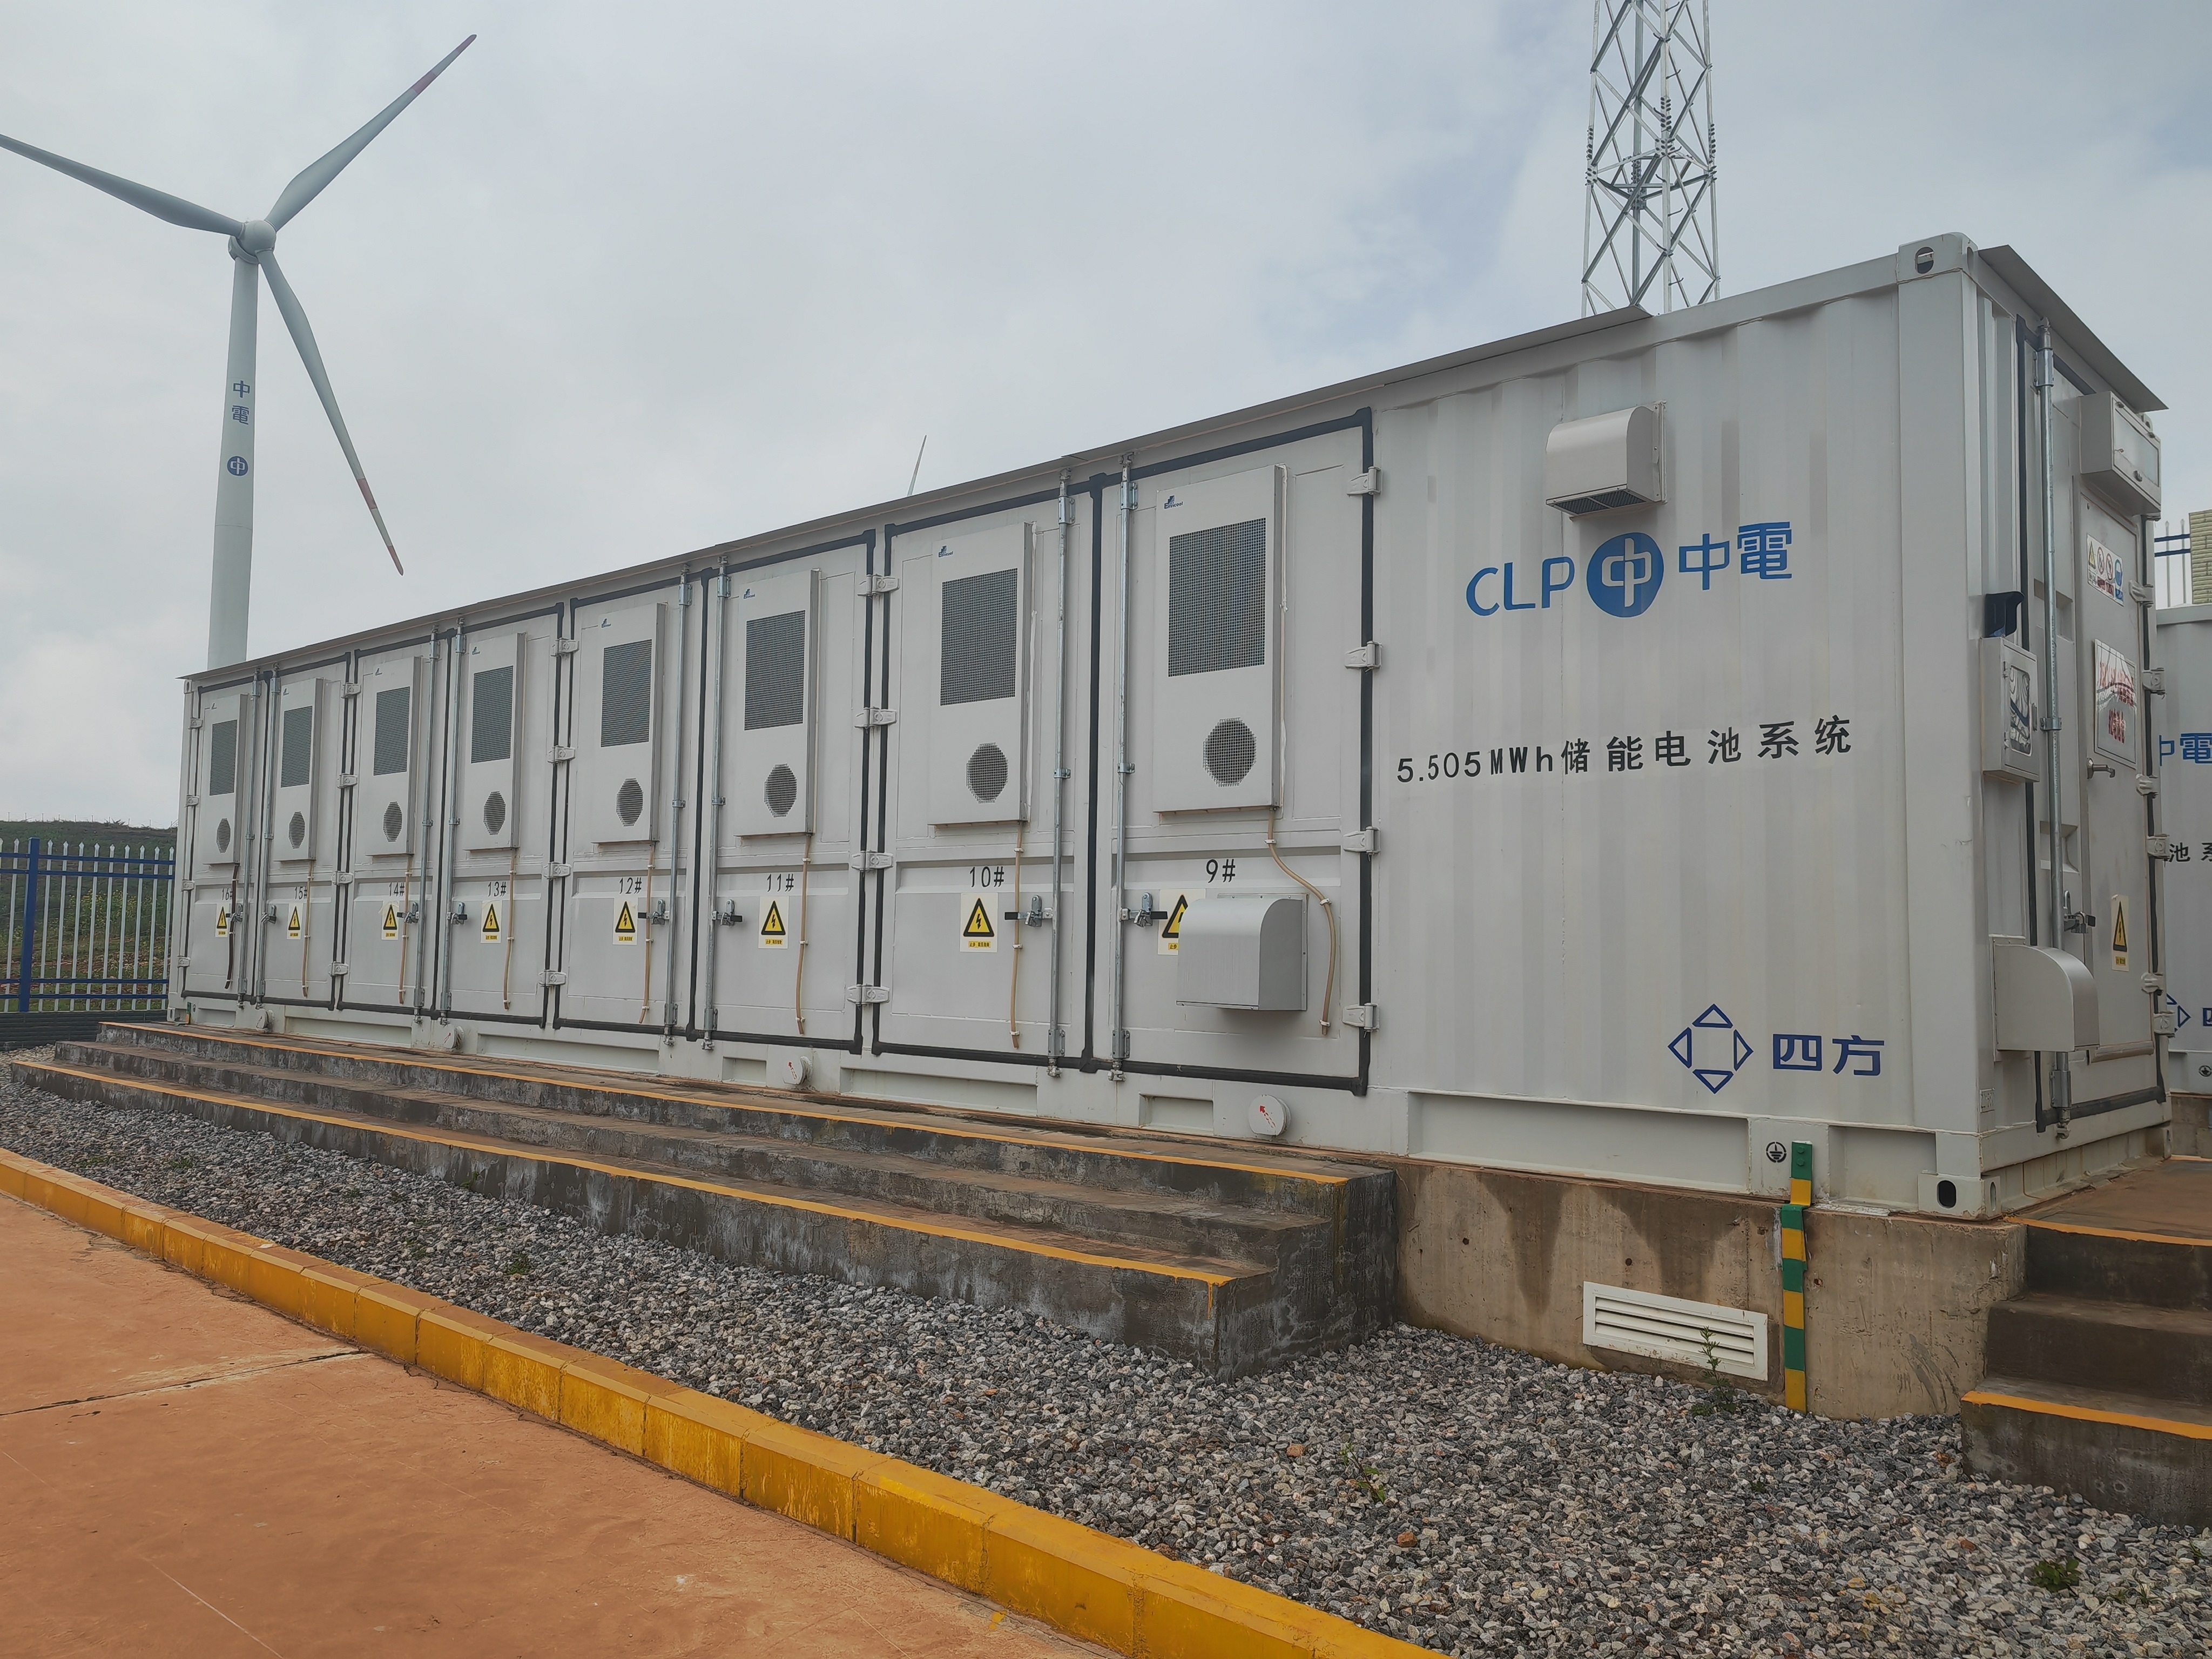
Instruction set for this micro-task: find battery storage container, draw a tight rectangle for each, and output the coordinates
[170,234,2172,1214]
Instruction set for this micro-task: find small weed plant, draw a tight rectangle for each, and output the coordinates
[2029,1557,2081,1593]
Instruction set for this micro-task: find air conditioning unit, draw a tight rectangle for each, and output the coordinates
[1545,404,1663,516]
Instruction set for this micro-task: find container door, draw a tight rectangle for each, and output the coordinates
[1100,443,1364,1081]
[182,688,255,1002]
[346,649,433,1009]
[704,562,865,1042]
[2074,489,2156,1095]
[444,625,558,1023]
[876,515,1058,1056]
[559,591,684,1029]
[266,675,340,1004]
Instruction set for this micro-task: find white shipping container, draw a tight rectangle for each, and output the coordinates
[170,234,2171,1213]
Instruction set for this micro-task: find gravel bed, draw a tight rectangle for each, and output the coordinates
[5,1072,2208,1657]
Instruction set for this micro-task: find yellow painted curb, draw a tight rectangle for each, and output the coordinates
[1962,1388,2212,1442]
[0,1146,1428,1659]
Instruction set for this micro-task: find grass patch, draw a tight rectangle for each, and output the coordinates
[2029,1557,2081,1593]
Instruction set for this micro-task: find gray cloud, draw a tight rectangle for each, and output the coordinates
[1,0,2204,820]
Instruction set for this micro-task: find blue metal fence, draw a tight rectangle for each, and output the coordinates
[0,839,174,1015]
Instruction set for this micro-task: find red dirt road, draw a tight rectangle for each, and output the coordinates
[0,1192,1093,1657]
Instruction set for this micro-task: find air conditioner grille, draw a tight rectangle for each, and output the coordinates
[280,705,313,788]
[1168,517,1266,678]
[208,719,238,796]
[940,569,1019,706]
[287,811,306,849]
[372,687,411,777]
[616,777,645,826]
[382,802,403,843]
[601,639,654,748]
[215,817,232,854]
[1203,718,1257,786]
[1582,1283,1768,1380]
[764,764,798,818]
[1551,487,1654,516]
[745,611,807,731]
[471,665,515,764]
[967,742,1009,803]
[483,791,507,835]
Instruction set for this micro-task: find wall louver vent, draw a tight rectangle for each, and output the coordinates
[1581,1283,1767,1380]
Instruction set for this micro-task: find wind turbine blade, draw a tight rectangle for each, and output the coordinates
[258,252,404,576]
[266,35,476,229]
[0,132,241,237]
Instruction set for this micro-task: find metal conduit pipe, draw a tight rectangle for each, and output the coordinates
[413,633,446,1021]
[2036,323,2071,1138]
[252,669,275,1004]
[1108,456,1135,1078]
[434,625,464,1022]
[699,568,731,1043]
[661,574,693,1034]
[1047,469,1071,1075]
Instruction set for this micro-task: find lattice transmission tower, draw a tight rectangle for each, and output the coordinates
[1582,0,1718,315]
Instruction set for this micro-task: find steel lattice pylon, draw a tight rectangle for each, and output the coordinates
[1582,0,1717,316]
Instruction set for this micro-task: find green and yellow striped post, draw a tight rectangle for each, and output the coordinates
[1779,1141,1811,1410]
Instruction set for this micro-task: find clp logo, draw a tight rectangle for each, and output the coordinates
[1587,532,1663,617]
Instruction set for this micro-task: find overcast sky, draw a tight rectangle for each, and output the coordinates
[2,1,2207,826]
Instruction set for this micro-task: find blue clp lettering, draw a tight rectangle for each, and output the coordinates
[1468,557,1580,616]
[1586,532,1664,618]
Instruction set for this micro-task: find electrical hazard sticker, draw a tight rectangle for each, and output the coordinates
[2111,893,2130,971]
[613,900,638,945]
[287,905,301,941]
[758,899,788,948]
[382,903,399,940]
[481,902,501,946]
[215,906,231,939]
[959,891,997,952]
[1156,891,1196,956]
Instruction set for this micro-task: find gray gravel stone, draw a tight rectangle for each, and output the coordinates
[5,1072,2208,1656]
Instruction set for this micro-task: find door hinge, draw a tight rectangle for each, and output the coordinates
[2137,774,2161,797]
[187,715,204,730]
[1345,467,1382,497]
[328,962,350,977]
[548,745,576,763]
[340,680,362,698]
[2153,1011,2179,1036]
[548,862,572,878]
[1340,826,1379,856]
[849,851,895,871]
[176,957,191,968]
[338,773,359,788]
[854,707,898,727]
[1344,641,1381,671]
[1344,1003,1380,1031]
[2141,667,2167,694]
[184,792,201,807]
[2148,833,2174,860]
[553,637,580,655]
[845,983,889,1005]
[2141,972,2166,995]
[859,572,900,596]
[539,969,568,987]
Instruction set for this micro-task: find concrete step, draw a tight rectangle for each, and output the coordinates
[2025,1216,2212,1311]
[82,1025,1382,1225]
[54,1043,1321,1271]
[20,1023,1398,1377]
[1962,1375,2212,1527]
[1983,1293,2212,1403]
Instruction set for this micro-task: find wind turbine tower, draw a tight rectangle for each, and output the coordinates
[0,37,474,669]
[1582,1,1717,315]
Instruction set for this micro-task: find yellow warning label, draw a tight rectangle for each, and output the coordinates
[482,902,501,946]
[960,892,997,952]
[2110,893,2130,971]
[758,899,787,948]
[287,905,301,941]
[382,903,399,941]
[215,906,231,939]
[1157,891,1195,956]
[613,899,637,945]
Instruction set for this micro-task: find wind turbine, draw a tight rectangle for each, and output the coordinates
[0,36,475,669]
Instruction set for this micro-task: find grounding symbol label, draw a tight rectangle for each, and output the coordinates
[1669,1003,1753,1094]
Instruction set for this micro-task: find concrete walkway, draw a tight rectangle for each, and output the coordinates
[0,1193,1092,1657]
